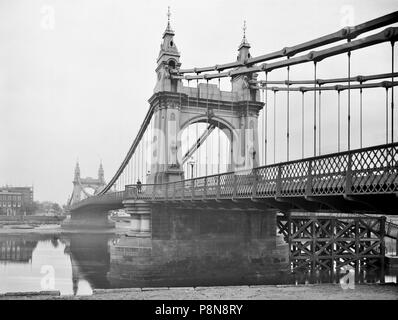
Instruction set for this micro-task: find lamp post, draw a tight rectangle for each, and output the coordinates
[188,157,195,179]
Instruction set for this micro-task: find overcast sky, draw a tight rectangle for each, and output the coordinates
[0,0,397,204]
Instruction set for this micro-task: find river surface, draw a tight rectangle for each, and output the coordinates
[0,230,395,295]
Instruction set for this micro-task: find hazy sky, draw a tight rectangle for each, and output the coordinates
[0,0,397,204]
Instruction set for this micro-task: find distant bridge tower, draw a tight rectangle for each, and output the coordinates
[68,162,106,206]
[148,14,263,184]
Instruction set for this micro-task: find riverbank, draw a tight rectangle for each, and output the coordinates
[0,219,131,235]
[0,284,397,300]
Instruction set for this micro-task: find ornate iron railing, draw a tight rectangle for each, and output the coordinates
[124,142,398,201]
[71,143,398,216]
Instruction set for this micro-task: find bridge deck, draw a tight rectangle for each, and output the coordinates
[125,143,397,202]
[71,142,398,214]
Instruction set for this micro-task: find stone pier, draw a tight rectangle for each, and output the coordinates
[123,200,152,237]
[108,205,289,287]
[62,209,115,229]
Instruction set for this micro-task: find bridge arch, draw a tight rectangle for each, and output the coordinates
[180,114,235,138]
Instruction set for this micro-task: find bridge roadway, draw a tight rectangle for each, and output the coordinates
[70,142,398,216]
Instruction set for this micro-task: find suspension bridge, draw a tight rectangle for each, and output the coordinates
[65,10,398,272]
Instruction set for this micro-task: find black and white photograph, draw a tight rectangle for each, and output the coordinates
[0,0,397,308]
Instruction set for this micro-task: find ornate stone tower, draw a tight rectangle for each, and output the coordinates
[230,21,261,169]
[148,7,184,184]
[71,161,82,203]
[154,7,182,94]
[74,161,80,182]
[69,161,107,206]
[98,162,105,184]
[147,15,263,184]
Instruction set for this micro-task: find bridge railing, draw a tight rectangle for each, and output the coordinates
[125,142,397,202]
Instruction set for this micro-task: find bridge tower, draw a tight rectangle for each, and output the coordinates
[148,15,263,184]
[69,161,107,206]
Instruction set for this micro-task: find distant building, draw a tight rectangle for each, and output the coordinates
[0,186,34,216]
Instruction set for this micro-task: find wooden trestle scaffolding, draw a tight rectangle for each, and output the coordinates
[277,214,387,275]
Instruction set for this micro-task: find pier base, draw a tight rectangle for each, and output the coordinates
[123,200,152,237]
[62,210,115,230]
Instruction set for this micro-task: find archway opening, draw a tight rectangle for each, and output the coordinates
[180,122,231,179]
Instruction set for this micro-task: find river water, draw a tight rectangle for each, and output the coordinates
[0,209,396,295]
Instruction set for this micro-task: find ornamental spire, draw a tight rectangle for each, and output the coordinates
[242,20,247,43]
[238,19,250,51]
[166,6,173,32]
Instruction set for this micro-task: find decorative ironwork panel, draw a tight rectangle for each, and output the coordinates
[193,177,206,199]
[351,145,398,194]
[205,175,218,198]
[280,161,309,196]
[311,154,348,195]
[236,170,254,198]
[255,165,278,197]
[219,173,234,198]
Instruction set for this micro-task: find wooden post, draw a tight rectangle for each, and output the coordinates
[287,212,292,271]
[331,217,335,282]
[311,217,316,273]
[355,218,359,282]
[380,216,386,282]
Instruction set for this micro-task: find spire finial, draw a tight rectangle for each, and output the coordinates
[242,20,247,43]
[167,6,171,30]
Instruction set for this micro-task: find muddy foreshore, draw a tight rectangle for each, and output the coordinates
[0,284,397,300]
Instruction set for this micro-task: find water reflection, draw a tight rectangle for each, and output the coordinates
[0,235,37,263]
[63,234,113,293]
[108,208,290,288]
[0,209,396,295]
[0,234,92,295]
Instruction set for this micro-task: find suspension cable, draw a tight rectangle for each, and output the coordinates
[301,90,305,158]
[196,77,199,177]
[359,81,363,148]
[218,74,221,174]
[338,89,341,152]
[187,80,190,177]
[274,89,277,163]
[318,84,322,155]
[206,79,209,177]
[386,87,389,144]
[313,61,317,157]
[287,64,290,161]
[230,81,234,171]
[264,72,268,165]
[348,42,352,151]
[392,41,395,143]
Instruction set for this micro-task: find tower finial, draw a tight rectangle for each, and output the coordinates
[167,6,171,30]
[242,20,247,43]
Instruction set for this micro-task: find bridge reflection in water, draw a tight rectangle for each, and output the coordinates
[0,225,395,295]
[107,208,289,287]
